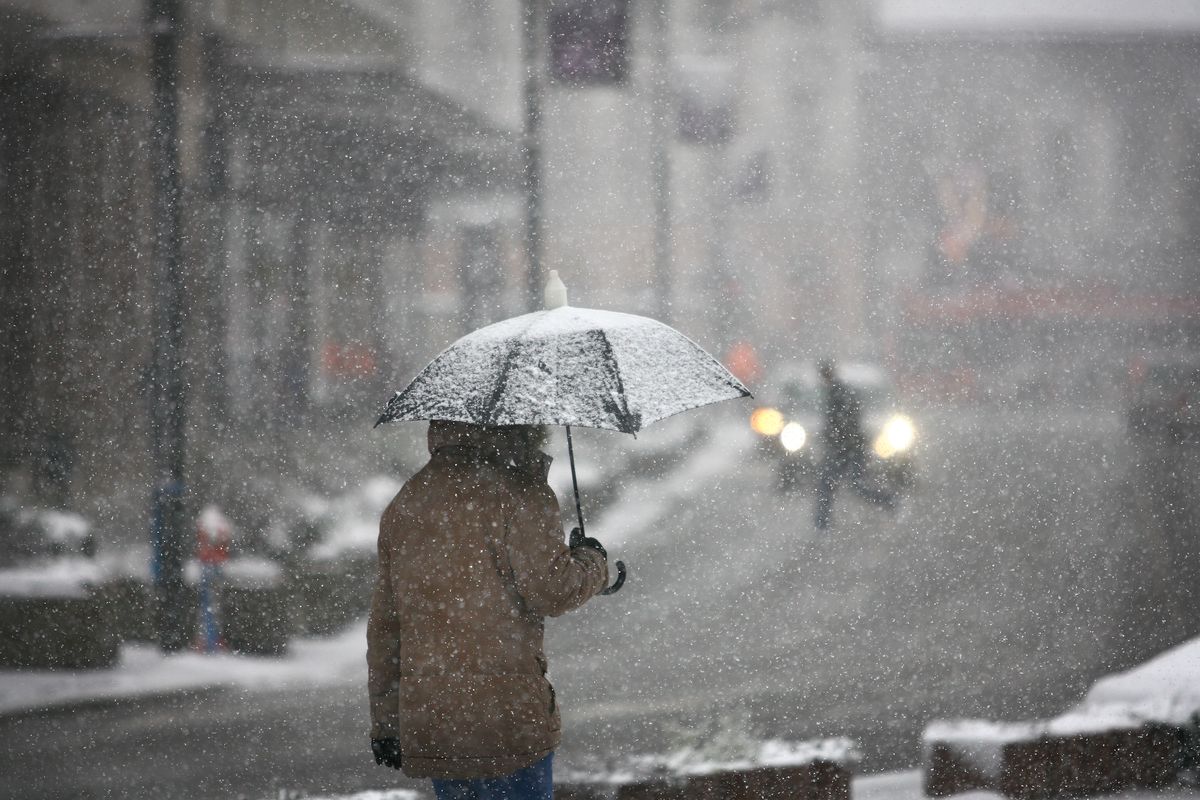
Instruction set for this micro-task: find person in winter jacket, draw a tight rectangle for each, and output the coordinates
[814,358,895,529]
[367,420,609,800]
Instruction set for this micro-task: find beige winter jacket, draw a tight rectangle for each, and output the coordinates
[367,422,608,779]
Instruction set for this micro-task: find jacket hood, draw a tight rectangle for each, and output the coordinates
[427,420,506,458]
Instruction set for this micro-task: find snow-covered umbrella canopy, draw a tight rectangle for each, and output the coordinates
[376,304,750,434]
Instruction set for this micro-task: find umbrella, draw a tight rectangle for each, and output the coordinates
[376,271,752,593]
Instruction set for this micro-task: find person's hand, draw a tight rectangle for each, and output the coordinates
[569,527,607,559]
[372,737,403,770]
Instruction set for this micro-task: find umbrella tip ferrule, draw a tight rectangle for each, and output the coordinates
[544,270,568,310]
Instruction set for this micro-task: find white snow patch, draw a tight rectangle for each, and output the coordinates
[668,737,859,776]
[854,769,1200,800]
[97,546,154,580]
[268,791,421,800]
[360,475,404,510]
[877,0,1200,35]
[561,737,858,785]
[183,556,284,590]
[924,634,1200,781]
[268,770,1200,800]
[590,418,753,549]
[35,509,91,544]
[306,476,401,561]
[854,770,939,800]
[197,504,232,536]
[547,455,604,502]
[1085,636,1200,725]
[0,557,108,599]
[0,621,368,715]
[922,720,1039,780]
[310,520,381,561]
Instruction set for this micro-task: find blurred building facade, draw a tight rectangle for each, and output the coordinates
[1,0,1199,542]
[0,0,522,541]
[865,2,1200,400]
[410,0,1200,391]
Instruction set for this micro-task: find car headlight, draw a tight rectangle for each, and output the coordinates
[780,422,807,452]
[874,415,916,459]
[750,407,785,437]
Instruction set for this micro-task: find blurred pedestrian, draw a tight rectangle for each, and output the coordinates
[814,359,895,529]
[367,420,609,800]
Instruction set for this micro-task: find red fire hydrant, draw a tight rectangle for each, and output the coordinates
[195,505,232,652]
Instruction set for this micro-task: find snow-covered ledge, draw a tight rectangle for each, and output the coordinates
[557,737,859,800]
[923,634,1200,797]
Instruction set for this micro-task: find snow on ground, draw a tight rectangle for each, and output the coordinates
[588,417,753,549]
[854,770,1200,800]
[0,621,367,716]
[559,737,860,785]
[182,555,285,589]
[33,508,92,544]
[259,771,1200,800]
[8,409,1197,799]
[0,556,109,599]
[925,633,1200,780]
[1086,635,1200,724]
[0,417,715,718]
[307,476,402,561]
[667,737,858,776]
[267,792,420,800]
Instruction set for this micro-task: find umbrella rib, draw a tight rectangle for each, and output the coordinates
[594,329,639,433]
[482,323,534,426]
[375,369,431,427]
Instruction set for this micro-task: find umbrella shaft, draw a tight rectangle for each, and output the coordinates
[566,425,585,537]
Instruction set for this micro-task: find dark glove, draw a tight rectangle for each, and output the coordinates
[569,527,607,559]
[372,737,403,770]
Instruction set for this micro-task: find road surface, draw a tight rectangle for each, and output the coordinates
[0,405,1193,799]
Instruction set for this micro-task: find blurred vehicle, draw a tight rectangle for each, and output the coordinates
[0,499,118,668]
[0,501,98,564]
[1127,354,1200,443]
[749,362,918,495]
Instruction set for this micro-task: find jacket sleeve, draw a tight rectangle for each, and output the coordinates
[366,506,402,738]
[504,482,609,617]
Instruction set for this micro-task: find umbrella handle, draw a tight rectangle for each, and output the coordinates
[600,560,626,595]
[565,425,625,596]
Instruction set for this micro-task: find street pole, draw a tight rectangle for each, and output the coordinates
[523,0,544,311]
[147,0,190,652]
[827,3,867,358]
[650,0,673,323]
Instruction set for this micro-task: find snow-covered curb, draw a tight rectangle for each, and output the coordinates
[660,737,859,778]
[0,418,718,717]
[260,770,1200,800]
[926,634,1200,749]
[0,557,110,599]
[858,769,1200,800]
[923,635,1200,794]
[0,620,368,716]
[1086,636,1200,726]
[559,736,859,786]
[267,792,420,800]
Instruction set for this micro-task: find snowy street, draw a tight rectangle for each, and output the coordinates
[0,403,1193,799]
[6,1,1200,798]
[552,404,1194,770]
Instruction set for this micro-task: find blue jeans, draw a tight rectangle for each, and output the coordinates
[432,753,554,800]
